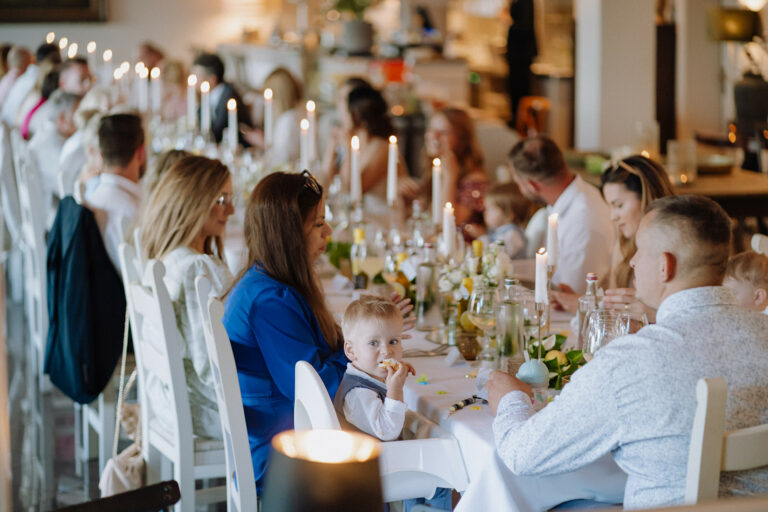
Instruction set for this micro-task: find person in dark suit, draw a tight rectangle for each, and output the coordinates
[191,52,252,146]
[506,0,537,124]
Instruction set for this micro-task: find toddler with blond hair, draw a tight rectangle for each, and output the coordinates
[723,251,768,314]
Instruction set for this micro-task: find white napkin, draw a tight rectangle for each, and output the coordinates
[474,367,494,400]
[328,274,354,293]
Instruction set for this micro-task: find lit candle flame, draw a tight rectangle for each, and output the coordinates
[135,61,145,74]
[46,32,55,44]
[86,41,96,54]
[445,202,453,209]
[139,67,149,79]
[227,98,237,111]
[103,49,112,62]
[113,69,122,81]
[264,88,273,101]
[200,81,210,94]
[59,37,68,50]
[538,247,547,255]
[389,135,397,144]
[300,118,309,131]
[351,135,360,150]
[187,74,197,87]
[306,100,315,113]
[150,67,160,80]
[433,157,441,167]
[67,43,78,59]
[119,61,129,73]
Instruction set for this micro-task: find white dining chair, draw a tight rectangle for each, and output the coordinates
[0,121,23,303]
[118,246,226,511]
[195,275,259,512]
[293,361,470,503]
[685,377,768,504]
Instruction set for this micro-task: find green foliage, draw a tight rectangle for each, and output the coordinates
[326,241,351,269]
[334,0,371,18]
[527,334,586,390]
[372,271,386,285]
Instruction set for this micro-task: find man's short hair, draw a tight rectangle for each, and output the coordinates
[508,135,567,182]
[192,53,225,83]
[61,56,88,73]
[725,251,768,290]
[35,43,61,65]
[48,90,81,117]
[98,113,144,168]
[342,295,400,338]
[8,46,31,70]
[646,195,732,278]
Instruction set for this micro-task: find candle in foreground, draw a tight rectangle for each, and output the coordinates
[187,75,197,131]
[264,88,274,148]
[306,100,316,162]
[101,49,113,86]
[300,118,310,170]
[443,202,456,257]
[138,66,149,113]
[46,32,55,44]
[387,135,398,206]
[547,213,558,268]
[200,80,211,135]
[432,158,441,225]
[86,41,97,73]
[150,67,162,115]
[351,135,362,203]
[535,248,549,304]
[227,98,238,151]
[67,42,78,59]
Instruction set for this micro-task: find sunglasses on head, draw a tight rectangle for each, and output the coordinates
[301,169,321,196]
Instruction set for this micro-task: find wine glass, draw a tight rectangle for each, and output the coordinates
[583,309,621,360]
[616,311,649,336]
[519,290,549,358]
[468,286,498,367]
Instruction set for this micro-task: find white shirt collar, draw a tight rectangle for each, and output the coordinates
[345,362,386,388]
[97,173,142,201]
[656,286,737,323]
[548,174,581,215]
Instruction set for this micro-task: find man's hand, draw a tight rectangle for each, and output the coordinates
[487,370,532,415]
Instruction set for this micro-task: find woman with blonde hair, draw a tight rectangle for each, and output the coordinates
[139,155,236,440]
[551,155,674,316]
[402,106,488,236]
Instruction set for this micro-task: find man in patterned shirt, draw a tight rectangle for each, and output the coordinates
[487,195,768,509]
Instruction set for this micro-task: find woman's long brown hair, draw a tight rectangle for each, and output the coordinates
[235,172,341,350]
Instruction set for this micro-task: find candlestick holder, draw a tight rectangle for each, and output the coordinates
[534,302,546,360]
[516,301,550,387]
[547,265,556,286]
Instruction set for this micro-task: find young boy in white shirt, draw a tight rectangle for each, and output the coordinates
[335,295,451,510]
[723,251,768,314]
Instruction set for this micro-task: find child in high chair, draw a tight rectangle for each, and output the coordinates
[723,251,768,314]
[335,295,452,510]
[473,182,530,259]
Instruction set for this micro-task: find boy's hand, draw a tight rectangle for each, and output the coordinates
[385,360,413,402]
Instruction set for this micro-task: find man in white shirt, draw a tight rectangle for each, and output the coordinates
[0,46,31,108]
[487,195,768,509]
[84,113,145,270]
[28,90,80,205]
[509,136,613,294]
[0,42,60,125]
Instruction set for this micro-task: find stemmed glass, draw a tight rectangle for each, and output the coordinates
[468,286,498,366]
[519,290,549,357]
[583,309,621,360]
[616,311,649,336]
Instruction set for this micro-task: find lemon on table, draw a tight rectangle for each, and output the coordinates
[460,311,476,331]
[391,282,406,298]
[544,350,568,366]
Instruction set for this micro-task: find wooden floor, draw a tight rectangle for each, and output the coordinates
[6,289,101,510]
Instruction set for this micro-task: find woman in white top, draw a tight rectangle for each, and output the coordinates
[139,155,236,439]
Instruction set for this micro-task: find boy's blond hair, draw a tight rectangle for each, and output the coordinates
[342,295,401,337]
[725,251,768,289]
[485,181,532,226]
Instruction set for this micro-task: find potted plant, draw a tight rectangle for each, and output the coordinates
[334,0,375,55]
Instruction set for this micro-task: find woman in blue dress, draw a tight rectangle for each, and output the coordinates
[223,170,347,490]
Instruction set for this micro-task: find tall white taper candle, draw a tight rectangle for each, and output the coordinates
[387,135,398,206]
[432,158,442,225]
[535,248,549,304]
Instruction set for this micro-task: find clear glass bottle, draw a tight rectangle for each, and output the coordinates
[498,278,524,374]
[350,228,368,290]
[415,243,439,331]
[408,200,426,248]
[577,273,599,350]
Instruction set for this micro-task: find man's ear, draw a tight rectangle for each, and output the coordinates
[754,287,767,308]
[343,340,355,361]
[659,252,676,283]
[527,178,541,193]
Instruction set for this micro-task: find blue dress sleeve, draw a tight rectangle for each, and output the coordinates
[247,286,347,400]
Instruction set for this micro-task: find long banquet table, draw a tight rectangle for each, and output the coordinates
[323,267,627,511]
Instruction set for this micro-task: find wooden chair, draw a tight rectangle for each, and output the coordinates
[516,96,551,138]
[195,276,259,512]
[685,378,768,504]
[118,245,226,511]
[293,361,469,503]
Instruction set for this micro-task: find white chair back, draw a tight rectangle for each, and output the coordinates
[195,276,257,512]
[0,121,21,243]
[294,361,341,430]
[685,377,768,504]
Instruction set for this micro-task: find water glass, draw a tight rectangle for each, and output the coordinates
[616,311,649,336]
[584,309,621,359]
[468,286,499,367]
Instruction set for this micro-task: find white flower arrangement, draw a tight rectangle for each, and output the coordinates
[438,241,514,300]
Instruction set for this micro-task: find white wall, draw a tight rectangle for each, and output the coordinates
[575,0,655,151]
[0,0,275,67]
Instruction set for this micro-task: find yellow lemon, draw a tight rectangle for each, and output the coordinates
[391,282,406,298]
[544,350,568,366]
[460,311,476,331]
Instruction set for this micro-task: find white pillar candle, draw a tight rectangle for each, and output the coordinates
[59,38,68,60]
[187,75,198,131]
[101,49,112,86]
[227,98,238,151]
[300,118,310,170]
[306,100,316,162]
[547,213,559,268]
[264,88,274,148]
[432,158,442,225]
[350,135,362,203]
[150,67,162,115]
[535,248,549,304]
[138,66,149,113]
[387,135,398,206]
[200,80,211,135]
[67,42,78,60]
[443,202,456,257]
